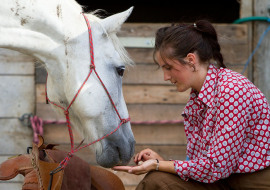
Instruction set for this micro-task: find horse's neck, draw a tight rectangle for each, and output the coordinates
[0,0,84,64]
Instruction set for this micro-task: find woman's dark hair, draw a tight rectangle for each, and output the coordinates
[154,20,226,68]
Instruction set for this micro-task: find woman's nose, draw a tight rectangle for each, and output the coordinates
[163,71,171,81]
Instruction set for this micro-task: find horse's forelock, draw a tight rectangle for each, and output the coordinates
[109,34,134,66]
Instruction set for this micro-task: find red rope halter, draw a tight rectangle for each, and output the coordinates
[45,13,130,171]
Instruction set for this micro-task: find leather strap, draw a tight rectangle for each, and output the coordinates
[31,136,64,190]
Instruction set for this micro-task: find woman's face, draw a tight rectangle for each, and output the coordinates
[155,51,194,92]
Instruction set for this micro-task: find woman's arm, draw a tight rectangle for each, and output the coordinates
[112,159,175,175]
[112,149,176,175]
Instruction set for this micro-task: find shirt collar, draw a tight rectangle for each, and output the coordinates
[196,64,219,108]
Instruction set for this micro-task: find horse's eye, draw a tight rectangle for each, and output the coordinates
[116,66,125,77]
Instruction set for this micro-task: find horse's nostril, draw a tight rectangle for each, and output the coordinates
[116,146,121,154]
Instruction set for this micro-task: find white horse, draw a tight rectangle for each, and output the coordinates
[0,0,135,168]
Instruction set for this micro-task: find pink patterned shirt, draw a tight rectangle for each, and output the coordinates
[174,64,270,183]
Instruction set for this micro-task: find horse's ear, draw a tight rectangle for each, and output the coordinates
[102,6,133,33]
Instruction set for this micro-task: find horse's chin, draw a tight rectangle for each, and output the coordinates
[96,140,135,168]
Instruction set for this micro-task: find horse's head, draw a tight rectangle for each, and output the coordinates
[45,7,135,167]
[0,0,135,168]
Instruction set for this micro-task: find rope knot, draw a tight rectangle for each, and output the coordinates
[90,64,95,70]
[64,110,69,115]
[121,118,129,123]
[67,152,73,158]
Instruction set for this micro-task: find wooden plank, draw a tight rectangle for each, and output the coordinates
[34,50,249,85]
[124,64,247,84]
[120,24,249,65]
[36,84,190,104]
[42,123,186,145]
[129,104,185,122]
[240,0,253,18]
[221,43,249,65]
[126,45,248,65]
[133,124,186,145]
[253,0,270,100]
[240,0,254,80]
[121,23,248,43]
[124,63,166,84]
[134,145,187,161]
[215,24,248,44]
[126,48,155,64]
[43,124,85,145]
[126,45,249,65]
[35,63,247,88]
[119,23,169,37]
[36,103,65,120]
[36,103,186,122]
[120,37,155,48]
[35,63,167,85]
[0,76,35,118]
[34,24,250,84]
[35,64,247,89]
[0,119,32,154]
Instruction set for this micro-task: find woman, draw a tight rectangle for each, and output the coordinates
[113,20,270,189]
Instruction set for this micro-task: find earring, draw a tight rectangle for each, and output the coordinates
[188,61,197,72]
[192,65,197,72]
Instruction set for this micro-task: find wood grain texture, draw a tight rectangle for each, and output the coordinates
[253,0,270,100]
[36,103,185,122]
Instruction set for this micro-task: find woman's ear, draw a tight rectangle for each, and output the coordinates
[186,53,196,65]
[186,53,197,72]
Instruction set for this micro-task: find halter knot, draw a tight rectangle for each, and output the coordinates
[64,110,69,115]
[90,64,95,69]
[121,118,130,123]
[67,152,73,158]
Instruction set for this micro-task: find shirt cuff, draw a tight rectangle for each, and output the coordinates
[174,160,190,181]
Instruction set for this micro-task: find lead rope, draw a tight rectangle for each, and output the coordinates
[46,13,130,190]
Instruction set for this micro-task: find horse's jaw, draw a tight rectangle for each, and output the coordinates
[68,109,135,168]
[95,123,135,168]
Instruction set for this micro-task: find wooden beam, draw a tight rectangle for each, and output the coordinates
[119,37,155,48]
[253,0,270,100]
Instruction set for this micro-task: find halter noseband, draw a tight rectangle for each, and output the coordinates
[45,13,130,180]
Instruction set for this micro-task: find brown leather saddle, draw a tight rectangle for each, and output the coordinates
[0,136,125,190]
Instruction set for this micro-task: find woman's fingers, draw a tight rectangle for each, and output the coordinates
[113,159,157,175]
[112,165,144,174]
[137,149,151,161]
[112,166,133,172]
[133,148,164,165]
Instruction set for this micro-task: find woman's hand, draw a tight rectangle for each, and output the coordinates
[112,159,158,175]
[134,148,164,164]
[112,149,165,175]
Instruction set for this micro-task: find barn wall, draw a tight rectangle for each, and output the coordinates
[0,49,35,189]
[35,23,251,189]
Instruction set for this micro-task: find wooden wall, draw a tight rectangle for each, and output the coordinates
[0,49,35,189]
[35,23,251,190]
[253,0,270,100]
